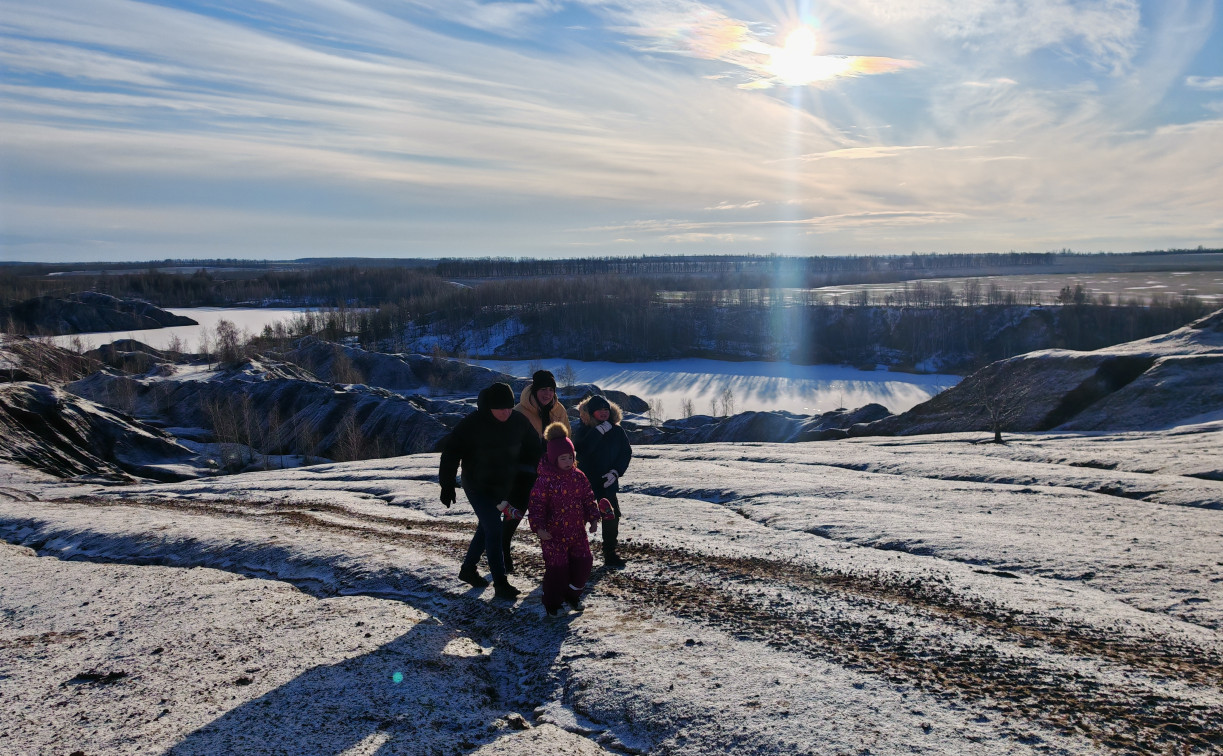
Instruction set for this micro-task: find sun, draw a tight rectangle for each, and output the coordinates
[767,25,851,85]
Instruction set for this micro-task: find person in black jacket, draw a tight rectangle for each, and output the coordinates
[439,382,541,599]
[573,394,633,568]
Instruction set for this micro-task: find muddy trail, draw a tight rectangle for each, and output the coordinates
[11,493,1223,755]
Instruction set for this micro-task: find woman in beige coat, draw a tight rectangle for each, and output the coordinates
[502,369,571,573]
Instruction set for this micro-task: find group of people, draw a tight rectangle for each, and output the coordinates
[437,370,633,616]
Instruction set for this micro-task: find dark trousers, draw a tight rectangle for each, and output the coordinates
[594,489,621,557]
[462,486,506,579]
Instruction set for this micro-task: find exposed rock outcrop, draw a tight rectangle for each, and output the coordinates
[0,335,99,384]
[2,292,196,336]
[85,339,175,375]
[284,337,517,393]
[628,404,891,445]
[0,382,200,482]
[67,356,456,462]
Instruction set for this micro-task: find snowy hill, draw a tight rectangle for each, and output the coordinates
[1,422,1220,755]
[861,307,1223,436]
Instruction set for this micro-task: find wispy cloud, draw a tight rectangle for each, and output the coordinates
[0,0,1220,259]
[596,2,917,88]
[1186,76,1223,91]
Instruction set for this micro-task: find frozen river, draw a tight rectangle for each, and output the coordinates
[469,358,959,416]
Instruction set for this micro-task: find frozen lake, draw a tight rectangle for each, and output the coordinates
[47,309,960,415]
[51,308,309,352]
[469,358,959,416]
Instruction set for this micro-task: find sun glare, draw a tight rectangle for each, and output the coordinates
[767,24,850,85]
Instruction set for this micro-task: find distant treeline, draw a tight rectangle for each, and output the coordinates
[4,249,1220,310]
[0,267,452,309]
[435,251,1062,280]
[366,299,1210,372]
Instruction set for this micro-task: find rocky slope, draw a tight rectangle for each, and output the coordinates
[2,291,197,335]
[0,382,200,482]
[858,307,1223,436]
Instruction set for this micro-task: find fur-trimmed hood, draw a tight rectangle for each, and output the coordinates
[578,395,623,426]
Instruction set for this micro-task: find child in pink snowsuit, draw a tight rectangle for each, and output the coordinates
[528,423,612,616]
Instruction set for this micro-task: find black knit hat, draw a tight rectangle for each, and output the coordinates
[532,369,557,390]
[484,382,516,410]
[585,394,610,414]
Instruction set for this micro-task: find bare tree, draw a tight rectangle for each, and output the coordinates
[330,346,364,385]
[295,412,322,465]
[558,363,579,389]
[967,373,1025,444]
[214,319,242,365]
[166,333,186,358]
[198,330,213,370]
[680,397,695,419]
[204,396,243,470]
[334,408,365,462]
[719,386,735,416]
[266,406,283,470]
[646,397,665,427]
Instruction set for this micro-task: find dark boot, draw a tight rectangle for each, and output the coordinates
[493,577,520,599]
[602,517,625,568]
[459,565,488,588]
[565,597,585,613]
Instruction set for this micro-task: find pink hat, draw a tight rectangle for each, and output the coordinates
[544,422,574,467]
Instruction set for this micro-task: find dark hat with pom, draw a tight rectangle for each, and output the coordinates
[585,394,610,414]
[532,370,557,390]
[483,382,516,410]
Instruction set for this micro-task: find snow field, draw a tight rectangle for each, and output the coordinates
[0,424,1220,754]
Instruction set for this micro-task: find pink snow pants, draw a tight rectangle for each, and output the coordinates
[540,538,592,611]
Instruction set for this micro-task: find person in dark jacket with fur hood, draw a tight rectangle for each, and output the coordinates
[439,382,541,599]
[573,394,633,568]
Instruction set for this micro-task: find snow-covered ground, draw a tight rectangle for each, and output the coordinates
[2,422,1220,755]
[470,358,959,415]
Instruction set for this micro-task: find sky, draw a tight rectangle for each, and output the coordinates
[1,0,1221,262]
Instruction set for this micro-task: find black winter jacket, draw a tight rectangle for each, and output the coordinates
[439,390,541,501]
[573,401,632,495]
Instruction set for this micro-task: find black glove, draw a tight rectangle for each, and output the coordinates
[440,484,456,508]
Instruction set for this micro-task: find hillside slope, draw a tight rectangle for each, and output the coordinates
[861,307,1223,436]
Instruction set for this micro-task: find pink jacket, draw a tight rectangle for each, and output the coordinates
[528,461,601,546]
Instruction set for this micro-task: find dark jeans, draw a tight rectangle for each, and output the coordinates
[462,485,506,579]
[594,489,621,556]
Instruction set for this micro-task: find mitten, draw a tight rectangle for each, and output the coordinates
[497,500,523,521]
[601,470,618,488]
[440,484,456,508]
[595,421,613,435]
[596,497,615,520]
[588,520,599,533]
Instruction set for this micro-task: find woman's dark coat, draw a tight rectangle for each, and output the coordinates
[439,388,541,501]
